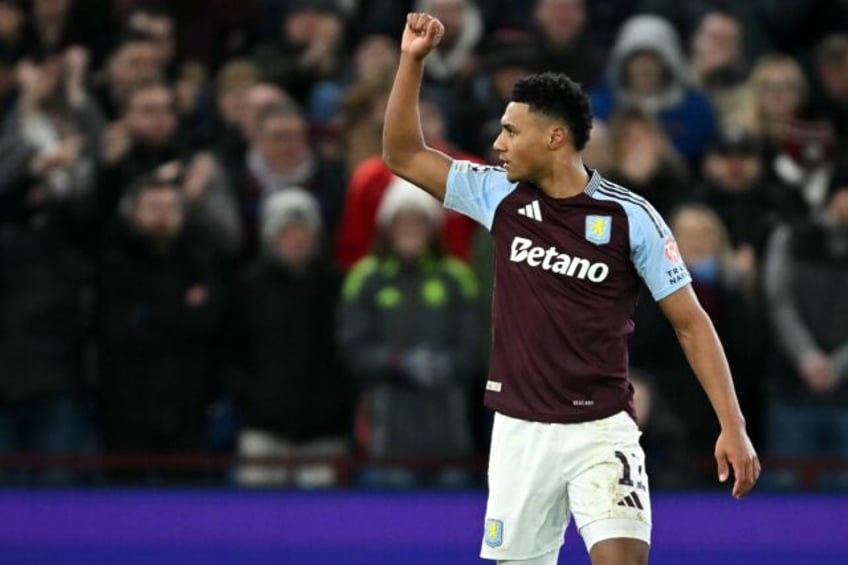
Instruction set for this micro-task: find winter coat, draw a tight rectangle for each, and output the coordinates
[228,257,351,442]
[337,254,479,458]
[97,226,223,449]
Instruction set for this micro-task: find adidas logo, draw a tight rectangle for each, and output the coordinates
[517,200,543,221]
[616,492,644,510]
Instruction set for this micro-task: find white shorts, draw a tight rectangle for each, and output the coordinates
[480,411,651,561]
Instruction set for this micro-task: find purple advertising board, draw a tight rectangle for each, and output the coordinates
[0,490,845,564]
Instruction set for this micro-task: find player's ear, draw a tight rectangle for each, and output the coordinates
[547,125,568,150]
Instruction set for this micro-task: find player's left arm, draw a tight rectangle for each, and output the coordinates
[658,285,761,499]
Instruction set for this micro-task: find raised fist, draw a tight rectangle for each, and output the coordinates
[401,13,444,61]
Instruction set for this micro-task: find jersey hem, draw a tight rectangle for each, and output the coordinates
[486,402,632,425]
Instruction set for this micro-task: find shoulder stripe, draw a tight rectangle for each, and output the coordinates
[598,179,657,211]
[598,180,666,231]
[595,186,665,238]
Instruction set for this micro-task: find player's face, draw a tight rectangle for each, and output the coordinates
[492,102,549,183]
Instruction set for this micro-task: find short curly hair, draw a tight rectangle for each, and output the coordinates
[511,72,593,151]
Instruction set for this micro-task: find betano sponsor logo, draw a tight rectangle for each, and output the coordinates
[509,236,610,282]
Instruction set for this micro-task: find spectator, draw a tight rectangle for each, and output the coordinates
[238,102,346,257]
[590,14,717,165]
[96,78,240,256]
[529,0,606,90]
[604,107,690,217]
[97,79,185,222]
[762,169,848,487]
[0,47,103,243]
[97,175,223,459]
[337,178,479,487]
[251,0,345,104]
[199,59,261,170]
[415,0,483,87]
[151,157,242,259]
[338,70,394,173]
[238,83,291,145]
[125,5,180,78]
[228,189,350,487]
[689,11,753,130]
[213,81,291,185]
[696,126,801,258]
[454,30,539,156]
[0,0,25,61]
[91,31,162,119]
[0,110,97,485]
[748,54,836,213]
[630,203,766,473]
[114,0,260,72]
[124,4,207,122]
[335,101,478,270]
[746,54,809,143]
[810,34,848,163]
[636,0,802,60]
[307,33,398,130]
[630,368,694,489]
[21,0,86,61]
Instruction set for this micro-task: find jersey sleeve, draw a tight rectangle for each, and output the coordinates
[628,206,691,302]
[444,160,517,231]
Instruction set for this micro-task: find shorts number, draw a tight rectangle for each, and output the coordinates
[614,450,633,486]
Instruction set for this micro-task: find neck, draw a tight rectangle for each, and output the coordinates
[537,154,590,198]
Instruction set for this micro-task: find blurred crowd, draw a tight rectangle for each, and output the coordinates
[0,0,847,489]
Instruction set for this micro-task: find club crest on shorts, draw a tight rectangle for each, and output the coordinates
[484,519,503,547]
[585,215,612,245]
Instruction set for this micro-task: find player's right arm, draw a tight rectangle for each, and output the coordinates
[382,13,452,201]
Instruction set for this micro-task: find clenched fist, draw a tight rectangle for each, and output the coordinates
[401,13,445,61]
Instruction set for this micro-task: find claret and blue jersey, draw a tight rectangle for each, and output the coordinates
[444,160,691,424]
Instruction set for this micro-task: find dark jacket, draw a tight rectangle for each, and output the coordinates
[629,274,767,457]
[228,256,351,442]
[337,255,479,458]
[97,225,223,449]
[0,217,93,403]
[764,216,848,402]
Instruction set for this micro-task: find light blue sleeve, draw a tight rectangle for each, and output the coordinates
[627,204,691,302]
[444,160,517,231]
[591,187,691,301]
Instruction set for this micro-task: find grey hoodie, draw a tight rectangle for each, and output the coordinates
[608,15,690,112]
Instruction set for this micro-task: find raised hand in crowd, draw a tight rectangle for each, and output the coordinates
[182,152,215,202]
[16,57,61,113]
[289,8,344,73]
[100,120,132,165]
[63,45,90,107]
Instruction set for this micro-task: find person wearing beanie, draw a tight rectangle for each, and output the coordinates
[762,166,848,486]
[337,177,480,487]
[334,103,478,271]
[227,188,352,487]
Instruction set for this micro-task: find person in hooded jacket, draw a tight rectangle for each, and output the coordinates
[590,14,717,166]
[228,188,351,487]
[337,176,479,487]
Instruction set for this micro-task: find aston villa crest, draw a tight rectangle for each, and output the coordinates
[585,215,612,245]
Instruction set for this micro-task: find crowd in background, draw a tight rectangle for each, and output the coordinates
[0,0,847,489]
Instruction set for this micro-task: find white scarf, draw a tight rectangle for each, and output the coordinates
[246,147,317,198]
